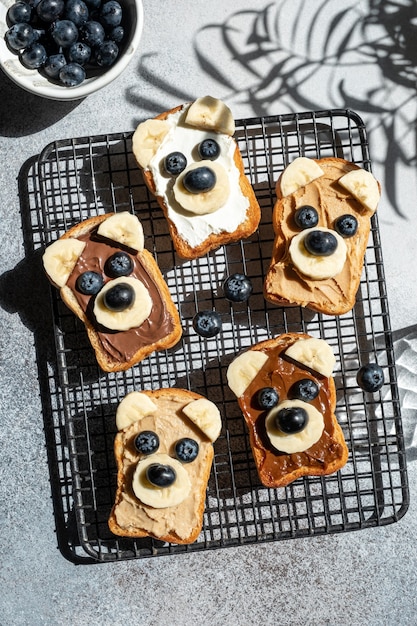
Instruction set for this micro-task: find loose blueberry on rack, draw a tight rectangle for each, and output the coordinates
[59,62,85,86]
[257,387,279,410]
[223,273,253,303]
[5,23,36,50]
[276,406,308,434]
[193,310,222,338]
[290,379,319,402]
[146,463,176,487]
[103,282,134,311]
[134,430,159,455]
[20,42,47,68]
[6,1,32,25]
[104,251,133,278]
[356,363,384,392]
[294,205,319,229]
[183,167,216,193]
[198,138,220,160]
[175,438,199,463]
[164,152,187,176]
[334,214,358,237]
[76,270,104,295]
[304,230,338,256]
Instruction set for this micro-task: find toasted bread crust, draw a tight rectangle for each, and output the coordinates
[136,104,261,260]
[108,388,214,544]
[56,214,182,372]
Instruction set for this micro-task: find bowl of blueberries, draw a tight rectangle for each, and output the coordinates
[0,0,143,99]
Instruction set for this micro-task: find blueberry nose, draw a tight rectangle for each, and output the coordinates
[183,166,216,193]
[145,463,176,487]
[304,229,338,256]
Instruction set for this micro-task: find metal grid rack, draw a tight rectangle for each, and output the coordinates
[24,109,408,563]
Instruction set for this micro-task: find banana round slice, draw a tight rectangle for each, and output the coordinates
[173,161,230,215]
[184,96,235,136]
[132,119,171,169]
[116,391,158,430]
[289,227,347,280]
[338,168,380,214]
[280,157,324,197]
[132,454,191,508]
[43,238,86,288]
[182,398,221,442]
[227,350,269,398]
[93,276,152,331]
[97,212,144,251]
[265,399,324,454]
[285,337,336,378]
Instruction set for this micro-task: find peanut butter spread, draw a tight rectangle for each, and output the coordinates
[239,343,344,487]
[265,159,370,310]
[66,229,177,362]
[113,396,212,540]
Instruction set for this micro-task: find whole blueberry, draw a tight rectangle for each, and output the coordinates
[108,25,124,42]
[335,214,358,238]
[51,19,78,47]
[193,310,222,338]
[164,152,187,176]
[304,230,338,256]
[146,463,176,488]
[183,166,216,193]
[59,61,85,86]
[36,0,64,22]
[294,205,319,229]
[356,363,384,392]
[223,273,253,303]
[257,387,279,410]
[104,251,133,278]
[81,20,105,47]
[76,271,103,295]
[64,0,89,27]
[95,40,119,66]
[68,41,91,64]
[83,0,100,9]
[5,23,36,51]
[276,407,308,434]
[103,282,135,311]
[99,0,122,28]
[198,138,220,160]
[134,431,159,455]
[175,438,199,463]
[44,52,66,77]
[290,379,319,402]
[7,1,32,25]
[20,42,47,68]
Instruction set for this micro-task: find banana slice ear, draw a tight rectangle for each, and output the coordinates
[116,391,158,430]
[184,96,235,136]
[97,212,144,251]
[182,398,222,442]
[43,238,86,288]
[279,157,324,197]
[284,337,335,378]
[132,119,171,168]
[338,168,380,214]
[227,350,269,398]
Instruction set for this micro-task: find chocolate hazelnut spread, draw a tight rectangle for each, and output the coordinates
[239,344,344,486]
[66,229,177,362]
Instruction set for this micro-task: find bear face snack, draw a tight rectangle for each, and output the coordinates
[227,333,348,488]
[42,212,182,372]
[108,388,222,544]
[132,96,261,260]
[264,157,381,315]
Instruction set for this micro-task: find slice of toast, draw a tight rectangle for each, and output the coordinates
[227,333,348,488]
[132,97,261,259]
[264,157,380,315]
[108,388,222,544]
[42,213,182,372]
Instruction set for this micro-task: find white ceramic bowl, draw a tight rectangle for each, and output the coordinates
[0,0,143,100]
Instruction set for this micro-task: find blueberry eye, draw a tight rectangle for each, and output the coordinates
[334,214,358,237]
[276,407,308,434]
[134,431,160,455]
[103,283,135,311]
[76,271,104,295]
[198,138,220,160]
[290,379,319,402]
[256,387,279,410]
[164,152,187,175]
[294,205,319,229]
[104,251,133,278]
[304,230,338,256]
[175,438,199,463]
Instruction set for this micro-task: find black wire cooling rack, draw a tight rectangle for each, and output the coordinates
[24,109,409,563]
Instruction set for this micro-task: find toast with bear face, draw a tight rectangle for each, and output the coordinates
[264,157,380,315]
[42,212,182,372]
[132,96,261,260]
[227,333,348,488]
[108,388,222,544]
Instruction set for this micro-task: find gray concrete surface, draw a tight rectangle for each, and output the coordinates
[1,1,416,624]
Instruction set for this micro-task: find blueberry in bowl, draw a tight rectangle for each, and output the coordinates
[0,0,143,99]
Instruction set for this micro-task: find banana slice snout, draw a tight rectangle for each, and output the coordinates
[173,160,230,215]
[265,399,324,454]
[289,227,347,280]
[93,276,152,331]
[132,454,191,508]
